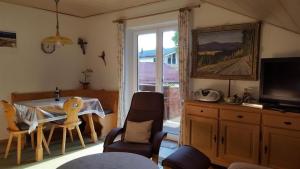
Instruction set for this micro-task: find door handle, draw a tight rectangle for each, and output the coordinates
[237,115,244,118]
[213,135,217,143]
[284,121,292,125]
[264,145,268,154]
[221,136,224,144]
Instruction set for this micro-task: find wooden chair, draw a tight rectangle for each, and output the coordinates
[0,100,50,165]
[47,97,85,154]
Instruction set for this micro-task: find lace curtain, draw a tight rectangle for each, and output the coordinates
[178,9,192,145]
[116,21,126,127]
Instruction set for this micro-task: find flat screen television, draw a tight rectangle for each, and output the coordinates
[260,57,300,111]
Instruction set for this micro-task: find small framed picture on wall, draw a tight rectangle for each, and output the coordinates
[0,31,17,48]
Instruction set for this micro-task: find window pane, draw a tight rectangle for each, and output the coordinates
[137,33,156,92]
[162,31,180,123]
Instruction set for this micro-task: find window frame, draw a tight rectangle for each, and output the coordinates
[132,25,178,93]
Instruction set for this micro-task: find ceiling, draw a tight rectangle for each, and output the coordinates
[0,0,169,17]
[1,0,300,34]
[203,0,300,34]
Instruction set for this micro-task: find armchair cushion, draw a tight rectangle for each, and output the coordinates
[104,141,152,158]
[103,109,113,115]
[124,120,153,143]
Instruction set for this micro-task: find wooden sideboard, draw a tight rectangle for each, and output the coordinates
[184,100,300,169]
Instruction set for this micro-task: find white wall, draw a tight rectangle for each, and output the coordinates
[83,0,196,91]
[85,2,300,100]
[0,2,86,139]
[191,4,300,99]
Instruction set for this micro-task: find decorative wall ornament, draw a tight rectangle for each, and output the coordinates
[80,68,93,89]
[0,31,16,48]
[78,38,88,55]
[98,51,106,66]
[191,22,261,80]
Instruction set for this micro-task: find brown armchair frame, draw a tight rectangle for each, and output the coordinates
[103,92,167,163]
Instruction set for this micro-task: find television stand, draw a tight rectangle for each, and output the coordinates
[263,104,300,113]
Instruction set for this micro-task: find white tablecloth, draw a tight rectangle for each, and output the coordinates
[14,97,105,133]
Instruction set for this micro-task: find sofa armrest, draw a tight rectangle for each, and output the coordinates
[152,131,167,155]
[104,127,124,147]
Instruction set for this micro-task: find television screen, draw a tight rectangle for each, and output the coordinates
[260,57,300,108]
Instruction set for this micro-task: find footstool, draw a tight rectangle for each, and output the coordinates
[162,145,211,169]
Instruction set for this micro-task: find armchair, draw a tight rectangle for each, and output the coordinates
[103,92,167,163]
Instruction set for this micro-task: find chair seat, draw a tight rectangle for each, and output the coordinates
[104,109,113,115]
[52,119,65,125]
[16,122,30,131]
[104,141,152,158]
[51,119,82,126]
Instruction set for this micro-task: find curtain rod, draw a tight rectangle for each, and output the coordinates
[113,4,201,23]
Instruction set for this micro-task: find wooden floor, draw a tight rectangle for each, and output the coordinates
[0,138,225,169]
[0,137,103,169]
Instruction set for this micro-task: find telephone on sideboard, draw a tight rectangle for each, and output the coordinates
[193,89,222,102]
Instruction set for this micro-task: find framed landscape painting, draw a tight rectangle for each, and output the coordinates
[191,22,261,80]
[0,31,17,48]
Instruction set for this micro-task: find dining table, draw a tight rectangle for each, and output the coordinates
[14,97,105,161]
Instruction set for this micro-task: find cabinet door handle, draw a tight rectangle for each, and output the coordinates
[200,110,203,112]
[237,115,244,118]
[264,145,268,154]
[284,121,292,125]
[221,136,224,144]
[213,135,217,143]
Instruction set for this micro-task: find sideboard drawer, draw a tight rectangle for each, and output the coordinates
[220,109,260,124]
[185,105,218,119]
[263,114,300,130]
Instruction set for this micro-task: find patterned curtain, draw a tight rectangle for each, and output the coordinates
[178,9,192,145]
[116,21,126,127]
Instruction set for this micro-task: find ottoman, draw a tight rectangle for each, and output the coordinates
[162,145,211,169]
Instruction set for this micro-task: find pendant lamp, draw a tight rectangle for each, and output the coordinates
[42,0,73,46]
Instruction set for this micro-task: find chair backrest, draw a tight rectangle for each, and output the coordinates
[0,100,20,131]
[63,97,83,126]
[123,92,164,142]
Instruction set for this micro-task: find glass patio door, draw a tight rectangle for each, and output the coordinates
[134,27,180,139]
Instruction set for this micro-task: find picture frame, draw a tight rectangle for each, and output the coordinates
[191,22,261,80]
[0,31,17,48]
